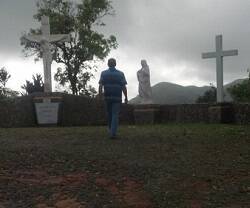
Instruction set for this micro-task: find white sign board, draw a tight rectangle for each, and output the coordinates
[35,103,59,124]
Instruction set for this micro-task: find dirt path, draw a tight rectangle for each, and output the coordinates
[0,169,153,208]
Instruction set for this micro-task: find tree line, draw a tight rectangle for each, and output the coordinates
[196,71,250,103]
[2,65,250,103]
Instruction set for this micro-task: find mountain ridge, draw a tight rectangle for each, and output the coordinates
[129,79,245,104]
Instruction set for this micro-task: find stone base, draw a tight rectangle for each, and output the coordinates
[33,94,63,126]
[134,105,160,125]
[208,103,234,123]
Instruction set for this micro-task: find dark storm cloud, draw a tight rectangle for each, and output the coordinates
[1,0,250,87]
[0,0,37,56]
[101,0,250,83]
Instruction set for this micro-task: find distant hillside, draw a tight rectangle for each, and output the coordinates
[129,79,245,104]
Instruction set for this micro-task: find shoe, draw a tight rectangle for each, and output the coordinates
[110,135,117,139]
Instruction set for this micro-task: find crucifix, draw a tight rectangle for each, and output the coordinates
[202,35,238,103]
[21,16,70,92]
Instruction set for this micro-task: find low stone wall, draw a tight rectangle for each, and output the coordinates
[120,103,135,125]
[61,94,106,126]
[160,104,211,123]
[0,93,249,127]
[0,96,36,127]
[0,93,135,127]
[61,94,134,126]
[233,103,250,124]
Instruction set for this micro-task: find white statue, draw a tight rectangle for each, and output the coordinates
[137,59,153,104]
[21,16,70,92]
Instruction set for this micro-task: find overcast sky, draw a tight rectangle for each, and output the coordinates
[1,0,250,98]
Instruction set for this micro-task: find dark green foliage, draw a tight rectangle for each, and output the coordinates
[21,74,44,95]
[21,0,117,95]
[0,67,11,88]
[196,85,216,103]
[228,76,250,102]
[0,67,18,99]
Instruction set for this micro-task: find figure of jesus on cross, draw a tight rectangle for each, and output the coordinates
[21,16,70,92]
[202,35,238,103]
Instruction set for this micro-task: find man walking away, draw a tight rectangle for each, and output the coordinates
[99,58,128,139]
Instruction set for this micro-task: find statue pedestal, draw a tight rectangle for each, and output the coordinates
[33,94,63,126]
[208,103,234,123]
[134,104,160,125]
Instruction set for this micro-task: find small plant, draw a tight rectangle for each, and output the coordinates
[21,74,44,95]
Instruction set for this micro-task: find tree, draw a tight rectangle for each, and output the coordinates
[0,67,18,98]
[0,67,11,88]
[21,0,117,95]
[21,74,44,95]
[228,73,250,102]
[196,84,217,104]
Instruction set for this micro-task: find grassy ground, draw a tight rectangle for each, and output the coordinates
[0,124,249,208]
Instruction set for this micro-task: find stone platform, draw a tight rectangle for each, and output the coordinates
[133,104,160,125]
[208,103,235,123]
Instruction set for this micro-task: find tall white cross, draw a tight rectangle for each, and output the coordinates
[202,35,238,103]
[22,16,70,92]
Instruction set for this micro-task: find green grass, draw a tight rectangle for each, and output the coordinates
[0,124,249,207]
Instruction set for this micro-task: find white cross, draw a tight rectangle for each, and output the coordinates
[22,16,70,92]
[202,35,238,103]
